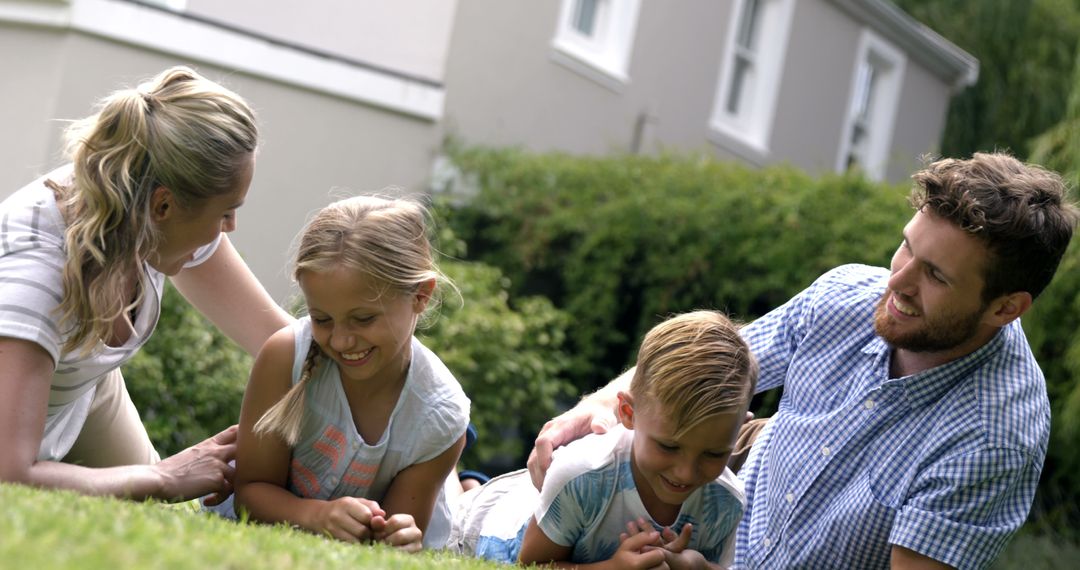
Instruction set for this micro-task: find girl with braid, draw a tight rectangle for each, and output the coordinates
[0,66,291,503]
[231,195,470,552]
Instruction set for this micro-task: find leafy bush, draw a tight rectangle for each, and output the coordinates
[124,283,252,457]
[420,227,575,470]
[438,146,909,400]
[1019,239,1080,534]
[1026,37,1080,538]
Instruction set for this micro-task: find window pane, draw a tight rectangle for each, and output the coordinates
[847,123,868,170]
[574,0,599,36]
[852,61,878,121]
[737,0,762,51]
[726,55,752,114]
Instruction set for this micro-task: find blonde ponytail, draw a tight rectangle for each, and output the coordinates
[253,342,322,445]
[53,66,257,355]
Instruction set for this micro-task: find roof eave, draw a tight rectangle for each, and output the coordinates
[829,0,980,92]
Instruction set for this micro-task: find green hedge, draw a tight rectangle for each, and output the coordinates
[123,284,252,456]
[439,147,910,397]
[1018,238,1080,532]
[420,260,574,469]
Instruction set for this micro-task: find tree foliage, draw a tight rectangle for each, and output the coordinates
[1026,38,1080,534]
[1030,38,1080,188]
[421,227,575,469]
[894,0,1080,157]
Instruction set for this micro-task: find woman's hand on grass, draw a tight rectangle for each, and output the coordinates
[154,425,237,502]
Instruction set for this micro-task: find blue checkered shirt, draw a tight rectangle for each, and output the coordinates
[733,264,1048,570]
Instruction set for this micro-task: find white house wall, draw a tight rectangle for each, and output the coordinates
[0,20,443,303]
[442,0,961,182]
[769,0,861,174]
[184,0,457,83]
[442,0,733,157]
[888,61,951,181]
[0,25,67,192]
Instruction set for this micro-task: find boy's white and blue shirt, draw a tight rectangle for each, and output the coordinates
[449,425,744,566]
[734,264,1048,570]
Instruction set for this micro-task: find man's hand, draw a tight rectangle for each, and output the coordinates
[527,399,619,489]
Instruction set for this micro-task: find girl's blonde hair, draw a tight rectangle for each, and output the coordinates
[630,311,758,439]
[254,195,455,444]
[51,66,257,355]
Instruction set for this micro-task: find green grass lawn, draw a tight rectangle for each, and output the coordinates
[4,483,1077,569]
[0,484,501,570]
[991,528,1080,570]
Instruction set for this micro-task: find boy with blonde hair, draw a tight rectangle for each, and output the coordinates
[449,311,757,569]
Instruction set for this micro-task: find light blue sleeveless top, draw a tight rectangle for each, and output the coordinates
[287,316,470,548]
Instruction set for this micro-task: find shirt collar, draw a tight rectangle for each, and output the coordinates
[861,325,1008,408]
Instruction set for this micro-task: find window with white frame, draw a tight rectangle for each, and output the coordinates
[551,0,641,89]
[709,0,795,160]
[837,29,906,181]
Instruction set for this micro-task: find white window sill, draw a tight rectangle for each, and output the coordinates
[707,123,769,166]
[550,39,629,94]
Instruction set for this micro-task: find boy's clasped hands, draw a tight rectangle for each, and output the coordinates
[316,496,423,552]
[614,517,709,570]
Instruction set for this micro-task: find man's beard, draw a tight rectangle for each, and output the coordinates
[872,292,986,353]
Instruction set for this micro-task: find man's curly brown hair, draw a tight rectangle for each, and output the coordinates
[910,152,1079,302]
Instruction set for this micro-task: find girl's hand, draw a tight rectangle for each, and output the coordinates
[371,513,423,553]
[317,497,386,543]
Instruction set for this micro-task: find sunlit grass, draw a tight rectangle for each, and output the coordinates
[0,484,501,570]
[4,483,1075,569]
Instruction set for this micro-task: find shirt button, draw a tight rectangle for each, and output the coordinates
[864,400,876,410]
[763,537,772,547]
[329,477,338,485]
[785,493,795,503]
[821,446,831,456]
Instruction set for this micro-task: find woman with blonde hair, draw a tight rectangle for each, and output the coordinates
[0,66,292,503]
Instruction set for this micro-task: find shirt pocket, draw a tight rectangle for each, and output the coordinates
[810,471,898,567]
